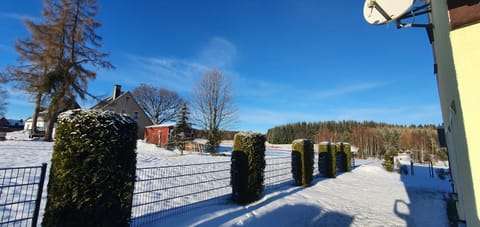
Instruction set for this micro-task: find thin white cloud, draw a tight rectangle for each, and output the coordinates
[0,12,39,23]
[238,107,324,127]
[6,97,32,107]
[117,36,238,92]
[237,103,441,132]
[195,37,237,69]
[333,104,442,125]
[235,77,289,100]
[6,86,29,97]
[0,43,12,52]
[234,81,389,110]
[3,86,33,106]
[123,54,206,92]
[316,82,385,98]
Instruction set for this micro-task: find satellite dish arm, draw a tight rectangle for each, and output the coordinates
[398,3,431,20]
[368,0,392,21]
[396,1,432,36]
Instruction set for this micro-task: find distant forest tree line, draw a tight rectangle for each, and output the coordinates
[193,129,238,141]
[266,121,442,162]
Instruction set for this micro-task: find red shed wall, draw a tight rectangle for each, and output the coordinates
[144,127,170,146]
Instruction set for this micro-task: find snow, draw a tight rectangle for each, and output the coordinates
[0,130,452,226]
[149,160,450,227]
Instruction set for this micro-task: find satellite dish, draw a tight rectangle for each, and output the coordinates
[363,0,415,25]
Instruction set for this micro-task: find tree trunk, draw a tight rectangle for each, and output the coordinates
[44,95,61,141]
[44,110,58,141]
[31,93,42,131]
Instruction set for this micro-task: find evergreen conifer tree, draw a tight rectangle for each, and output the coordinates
[173,103,192,154]
[7,0,114,141]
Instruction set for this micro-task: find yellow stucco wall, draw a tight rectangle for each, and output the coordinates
[450,23,480,223]
[429,0,480,224]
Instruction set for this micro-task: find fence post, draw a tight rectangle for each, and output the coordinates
[32,163,47,227]
[428,161,435,178]
[352,153,356,168]
[410,160,414,176]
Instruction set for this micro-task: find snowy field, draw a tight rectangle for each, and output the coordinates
[0,131,452,226]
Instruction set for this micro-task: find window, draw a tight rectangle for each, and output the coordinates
[133,111,139,121]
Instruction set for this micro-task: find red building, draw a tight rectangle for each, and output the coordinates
[144,123,176,147]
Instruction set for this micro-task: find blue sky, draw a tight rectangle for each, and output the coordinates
[0,0,441,133]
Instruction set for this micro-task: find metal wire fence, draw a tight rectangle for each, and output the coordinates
[131,160,231,226]
[130,156,298,226]
[264,157,294,191]
[265,155,320,191]
[0,163,47,227]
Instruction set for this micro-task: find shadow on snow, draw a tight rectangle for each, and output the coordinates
[396,164,453,226]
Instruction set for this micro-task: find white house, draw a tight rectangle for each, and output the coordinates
[91,85,153,139]
[24,116,47,131]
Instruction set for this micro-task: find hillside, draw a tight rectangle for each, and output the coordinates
[266,121,444,161]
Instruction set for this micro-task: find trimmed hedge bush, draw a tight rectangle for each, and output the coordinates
[43,109,137,227]
[231,132,266,204]
[318,141,336,178]
[382,152,394,172]
[292,139,314,186]
[336,142,352,172]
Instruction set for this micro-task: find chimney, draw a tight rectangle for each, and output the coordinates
[113,84,121,100]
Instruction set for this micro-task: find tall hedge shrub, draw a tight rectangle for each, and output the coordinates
[292,139,314,186]
[318,141,336,178]
[231,132,266,204]
[43,109,137,227]
[336,142,352,172]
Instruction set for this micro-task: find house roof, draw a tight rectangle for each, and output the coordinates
[90,85,154,127]
[24,111,48,122]
[146,123,176,128]
[25,116,46,122]
[90,91,125,109]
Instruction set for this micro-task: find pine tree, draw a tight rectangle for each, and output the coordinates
[7,0,113,141]
[173,103,192,155]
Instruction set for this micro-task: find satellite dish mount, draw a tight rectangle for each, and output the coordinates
[396,2,433,43]
[367,0,392,22]
[364,0,433,42]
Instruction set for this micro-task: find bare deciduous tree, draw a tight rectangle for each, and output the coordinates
[192,69,236,153]
[133,83,183,124]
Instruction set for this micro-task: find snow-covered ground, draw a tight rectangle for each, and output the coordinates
[0,130,452,226]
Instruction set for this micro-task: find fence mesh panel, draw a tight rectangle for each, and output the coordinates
[131,155,300,226]
[131,160,232,226]
[0,164,46,227]
[264,157,293,191]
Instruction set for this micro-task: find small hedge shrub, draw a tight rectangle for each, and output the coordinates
[318,142,336,178]
[292,139,314,186]
[336,142,352,172]
[231,132,266,204]
[43,109,137,227]
[437,147,448,161]
[382,152,394,172]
